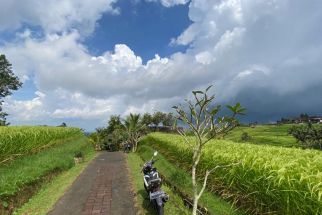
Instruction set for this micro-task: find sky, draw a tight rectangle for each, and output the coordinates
[0,0,322,131]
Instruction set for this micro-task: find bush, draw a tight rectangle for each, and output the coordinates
[240,132,252,142]
[74,151,83,158]
[288,123,322,149]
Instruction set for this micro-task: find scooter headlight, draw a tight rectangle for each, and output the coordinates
[162,193,169,202]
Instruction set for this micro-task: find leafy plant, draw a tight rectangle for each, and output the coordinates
[122,113,146,152]
[0,54,22,125]
[288,123,322,149]
[74,151,83,158]
[241,132,252,142]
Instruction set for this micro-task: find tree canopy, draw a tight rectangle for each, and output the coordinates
[0,54,22,125]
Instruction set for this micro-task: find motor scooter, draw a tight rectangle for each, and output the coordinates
[141,151,169,215]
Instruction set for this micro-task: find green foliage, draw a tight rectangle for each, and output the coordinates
[225,124,298,147]
[0,137,92,198]
[172,85,245,215]
[0,54,22,125]
[136,145,242,215]
[152,111,165,127]
[141,113,153,126]
[91,115,126,151]
[141,133,322,214]
[288,123,322,149]
[106,115,122,134]
[126,153,192,215]
[240,132,252,142]
[0,126,83,163]
[14,151,95,215]
[123,113,146,152]
[162,112,175,126]
[74,151,83,158]
[173,86,245,142]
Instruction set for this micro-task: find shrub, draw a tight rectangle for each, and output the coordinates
[74,151,83,158]
[240,132,252,142]
[288,123,322,149]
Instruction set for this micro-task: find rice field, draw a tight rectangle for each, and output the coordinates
[141,132,322,214]
[224,124,298,147]
[0,126,83,163]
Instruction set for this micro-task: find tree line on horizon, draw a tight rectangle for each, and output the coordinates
[89,111,176,152]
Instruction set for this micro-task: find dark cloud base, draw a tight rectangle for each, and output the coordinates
[229,84,322,124]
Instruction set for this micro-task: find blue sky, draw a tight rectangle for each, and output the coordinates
[4,0,191,101]
[85,0,191,62]
[1,0,322,131]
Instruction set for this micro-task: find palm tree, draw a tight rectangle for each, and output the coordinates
[123,113,146,152]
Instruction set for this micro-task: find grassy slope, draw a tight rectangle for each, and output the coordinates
[0,126,83,162]
[136,145,242,215]
[126,153,191,215]
[225,124,298,147]
[142,133,322,214]
[14,151,96,215]
[0,137,92,200]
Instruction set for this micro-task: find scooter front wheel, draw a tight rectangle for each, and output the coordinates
[154,200,164,215]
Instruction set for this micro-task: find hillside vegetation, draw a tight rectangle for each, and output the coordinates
[0,126,83,163]
[0,137,93,213]
[141,132,322,214]
[0,126,91,213]
[136,145,242,215]
[225,124,298,147]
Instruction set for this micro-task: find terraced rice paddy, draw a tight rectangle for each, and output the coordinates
[0,126,83,162]
[141,132,322,214]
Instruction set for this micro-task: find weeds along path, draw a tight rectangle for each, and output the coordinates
[48,151,136,215]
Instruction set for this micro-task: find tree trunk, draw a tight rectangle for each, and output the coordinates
[192,146,202,215]
[192,163,198,215]
[132,142,136,152]
[132,139,138,152]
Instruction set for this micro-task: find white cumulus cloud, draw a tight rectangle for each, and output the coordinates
[145,0,189,7]
[1,0,322,129]
[0,0,119,35]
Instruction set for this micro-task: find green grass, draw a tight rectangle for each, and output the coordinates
[141,132,322,214]
[136,145,242,215]
[0,126,83,162]
[13,150,96,215]
[225,124,298,147]
[126,153,191,215]
[0,137,93,205]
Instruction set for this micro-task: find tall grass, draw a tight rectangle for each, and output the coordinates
[136,145,242,215]
[141,132,322,214]
[0,126,83,162]
[225,125,297,147]
[0,137,93,213]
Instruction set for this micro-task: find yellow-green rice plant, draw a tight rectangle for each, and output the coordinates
[0,126,83,162]
[141,132,322,214]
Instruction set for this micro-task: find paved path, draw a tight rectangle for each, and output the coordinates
[48,152,136,215]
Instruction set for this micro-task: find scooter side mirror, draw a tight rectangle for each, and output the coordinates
[154,151,158,156]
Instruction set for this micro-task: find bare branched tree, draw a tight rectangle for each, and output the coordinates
[172,85,245,215]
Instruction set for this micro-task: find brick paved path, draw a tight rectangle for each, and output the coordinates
[48,152,136,215]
